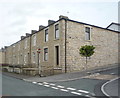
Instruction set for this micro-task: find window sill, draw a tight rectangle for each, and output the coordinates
[53,67,62,70]
[85,40,91,42]
[54,38,59,41]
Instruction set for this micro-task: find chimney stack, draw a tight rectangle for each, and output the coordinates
[39,25,45,30]
[21,36,25,40]
[59,15,69,19]
[31,30,37,34]
[48,20,55,25]
[26,33,31,37]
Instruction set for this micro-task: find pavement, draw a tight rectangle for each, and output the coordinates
[2,64,119,82]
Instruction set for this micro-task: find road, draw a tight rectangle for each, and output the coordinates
[2,66,119,97]
[101,77,119,97]
[2,74,75,96]
[2,74,98,97]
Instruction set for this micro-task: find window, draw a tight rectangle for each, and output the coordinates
[45,29,48,42]
[24,55,27,64]
[18,55,19,64]
[25,39,27,49]
[44,48,48,61]
[33,52,36,63]
[85,27,91,40]
[33,35,36,46]
[28,53,30,64]
[55,46,59,66]
[18,44,20,51]
[55,24,59,39]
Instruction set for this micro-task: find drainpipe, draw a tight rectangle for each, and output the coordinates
[30,36,31,65]
[65,19,67,73]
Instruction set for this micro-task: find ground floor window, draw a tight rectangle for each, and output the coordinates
[44,48,48,61]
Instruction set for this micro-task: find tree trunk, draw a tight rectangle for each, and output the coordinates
[86,56,87,70]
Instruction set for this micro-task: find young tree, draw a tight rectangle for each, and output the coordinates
[79,45,95,69]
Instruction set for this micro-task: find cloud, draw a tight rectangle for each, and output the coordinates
[0,0,118,48]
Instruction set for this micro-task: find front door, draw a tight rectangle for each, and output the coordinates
[38,53,41,75]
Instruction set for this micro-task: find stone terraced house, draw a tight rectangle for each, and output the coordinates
[1,15,120,76]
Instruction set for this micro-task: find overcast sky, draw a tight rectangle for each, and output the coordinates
[0,0,119,48]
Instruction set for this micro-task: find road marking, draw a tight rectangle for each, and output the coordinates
[71,92,82,95]
[57,85,65,88]
[85,95,90,97]
[44,84,50,87]
[38,83,43,85]
[31,81,93,97]
[101,77,119,97]
[67,87,76,90]
[51,87,59,90]
[60,89,69,92]
[43,82,49,84]
[32,82,37,84]
[49,83,55,86]
[78,90,89,93]
[110,73,115,75]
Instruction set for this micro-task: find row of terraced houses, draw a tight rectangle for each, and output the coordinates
[1,15,120,76]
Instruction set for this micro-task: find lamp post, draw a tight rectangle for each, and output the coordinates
[37,48,41,76]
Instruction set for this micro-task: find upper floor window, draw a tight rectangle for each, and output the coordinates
[55,24,59,39]
[44,48,48,61]
[33,35,36,46]
[18,44,20,51]
[24,39,27,49]
[13,45,15,52]
[45,29,48,42]
[85,27,91,40]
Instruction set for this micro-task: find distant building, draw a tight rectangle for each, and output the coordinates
[106,22,120,32]
[0,48,6,66]
[1,15,120,76]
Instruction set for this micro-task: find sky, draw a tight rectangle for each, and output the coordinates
[0,0,119,48]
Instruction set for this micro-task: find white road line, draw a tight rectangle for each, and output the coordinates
[38,83,43,85]
[85,95,90,97]
[32,82,37,84]
[71,92,82,95]
[60,89,69,92]
[43,82,49,84]
[57,85,65,88]
[44,84,50,87]
[67,87,76,90]
[51,87,59,90]
[110,73,115,75]
[101,77,119,97]
[49,83,56,86]
[78,90,89,94]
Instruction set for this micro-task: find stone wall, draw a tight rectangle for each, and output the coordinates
[66,20,119,72]
[2,17,119,76]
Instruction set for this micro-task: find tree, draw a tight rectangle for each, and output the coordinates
[79,45,95,69]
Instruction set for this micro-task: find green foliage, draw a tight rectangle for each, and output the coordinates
[79,45,95,65]
[79,45,95,57]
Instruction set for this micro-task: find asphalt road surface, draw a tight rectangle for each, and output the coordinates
[102,78,119,97]
[2,74,76,96]
[2,73,106,97]
[2,66,119,97]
